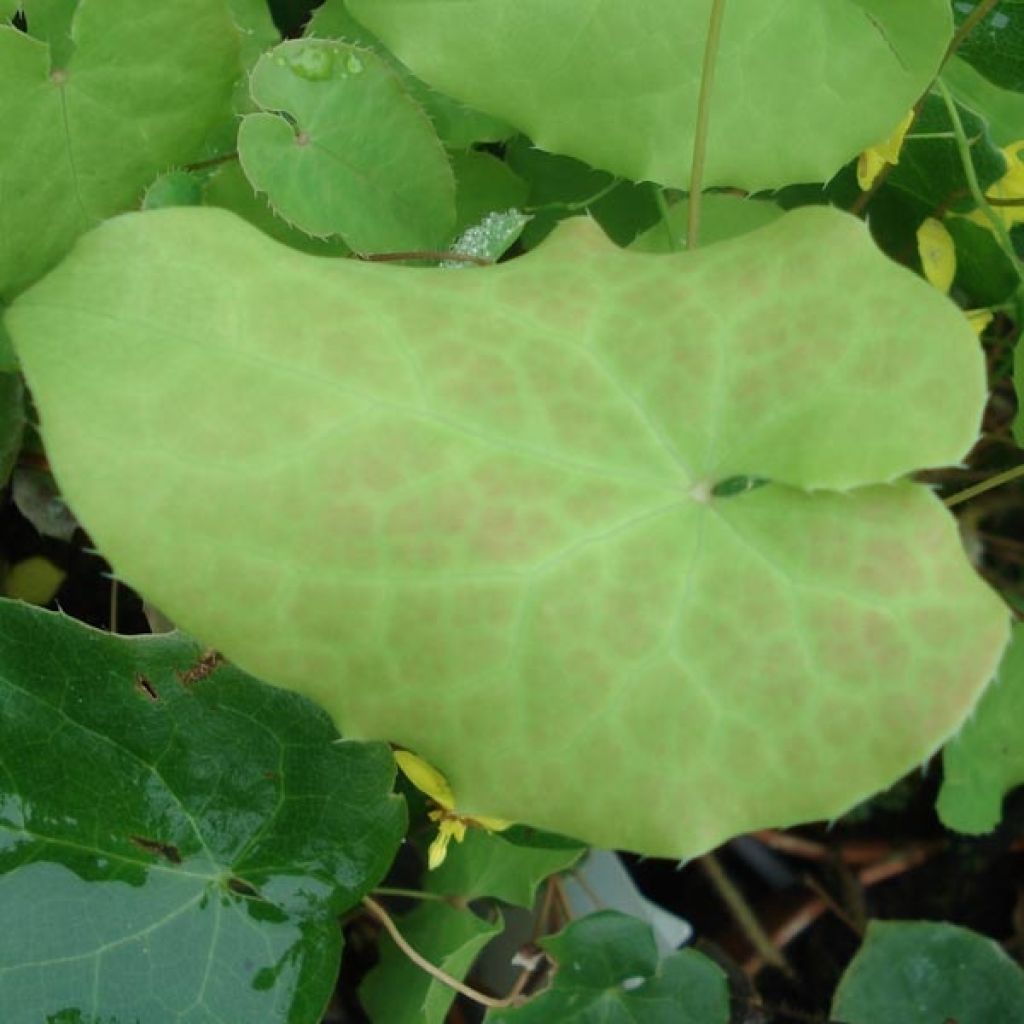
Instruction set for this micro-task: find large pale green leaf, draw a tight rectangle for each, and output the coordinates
[832,920,1024,1024]
[0,0,240,302]
[239,39,456,251]
[0,600,406,1023]
[346,0,952,191]
[939,624,1024,834]
[361,902,502,1024]
[6,205,1009,858]
[488,911,729,1023]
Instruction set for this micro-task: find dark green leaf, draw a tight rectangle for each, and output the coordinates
[451,150,529,237]
[488,912,729,1023]
[947,215,1021,306]
[0,600,406,1023]
[832,919,1024,1023]
[361,902,502,1024]
[0,373,24,484]
[954,0,1024,93]
[886,92,1006,211]
[426,829,584,908]
[142,170,204,211]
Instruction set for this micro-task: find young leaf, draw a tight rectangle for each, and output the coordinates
[305,0,513,148]
[142,170,204,211]
[426,828,584,909]
[203,162,350,258]
[6,205,1008,859]
[451,150,529,237]
[346,0,952,191]
[239,39,456,252]
[832,920,1024,1023]
[487,911,729,1023]
[0,600,406,1024]
[0,0,240,302]
[361,902,502,1024]
[939,624,1024,834]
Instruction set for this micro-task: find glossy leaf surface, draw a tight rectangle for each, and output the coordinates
[488,911,729,1023]
[0,600,405,1023]
[239,39,456,251]
[7,205,1008,858]
[0,0,239,301]
[347,0,952,191]
[939,624,1024,833]
[832,920,1024,1023]
[362,902,501,1024]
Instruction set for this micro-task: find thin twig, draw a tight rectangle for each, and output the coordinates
[372,886,450,903]
[363,896,520,1010]
[700,852,790,973]
[687,0,728,250]
[356,250,491,266]
[944,463,1024,508]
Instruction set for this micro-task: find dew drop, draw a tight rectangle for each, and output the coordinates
[346,53,364,74]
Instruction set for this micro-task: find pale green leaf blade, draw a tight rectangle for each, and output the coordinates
[346,0,951,191]
[5,206,1007,858]
[832,920,1024,1024]
[488,911,729,1023]
[426,828,584,908]
[361,903,502,1024]
[939,624,1024,834]
[0,600,406,1023]
[239,39,456,251]
[0,0,240,301]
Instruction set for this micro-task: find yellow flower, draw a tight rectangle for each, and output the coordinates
[916,217,956,294]
[393,749,511,869]
[857,110,915,191]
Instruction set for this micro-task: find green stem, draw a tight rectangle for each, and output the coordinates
[687,0,728,250]
[372,886,449,903]
[945,463,1024,508]
[935,79,1024,283]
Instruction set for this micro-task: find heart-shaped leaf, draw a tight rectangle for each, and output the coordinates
[346,0,952,191]
[939,623,1024,834]
[488,911,730,1023]
[832,920,1024,1024]
[239,39,456,251]
[0,600,406,1023]
[6,205,1008,858]
[0,0,240,301]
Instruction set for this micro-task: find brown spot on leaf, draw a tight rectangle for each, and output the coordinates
[178,649,224,686]
[134,674,159,701]
[129,835,182,864]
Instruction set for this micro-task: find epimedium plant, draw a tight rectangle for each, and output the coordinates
[1,0,1024,1021]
